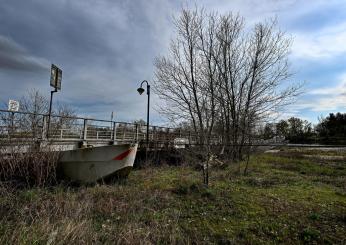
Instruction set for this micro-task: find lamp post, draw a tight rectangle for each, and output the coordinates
[137,80,150,164]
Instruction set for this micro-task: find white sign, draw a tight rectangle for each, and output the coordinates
[8,100,19,112]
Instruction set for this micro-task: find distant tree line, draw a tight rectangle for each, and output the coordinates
[315,113,346,144]
[261,112,346,144]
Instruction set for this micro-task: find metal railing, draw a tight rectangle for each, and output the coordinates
[0,109,293,148]
[0,109,204,146]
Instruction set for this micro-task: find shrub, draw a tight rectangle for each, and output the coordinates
[0,149,59,188]
[299,227,320,243]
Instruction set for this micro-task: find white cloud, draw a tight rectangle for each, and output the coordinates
[289,73,346,112]
[309,74,346,96]
[200,0,346,61]
[292,22,346,59]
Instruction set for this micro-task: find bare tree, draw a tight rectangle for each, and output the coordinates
[154,7,301,182]
[0,89,76,187]
[16,89,49,138]
[155,9,221,185]
[155,9,203,138]
[10,89,76,139]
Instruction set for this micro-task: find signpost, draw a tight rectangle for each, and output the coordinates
[47,64,62,138]
[8,99,19,134]
[50,64,62,91]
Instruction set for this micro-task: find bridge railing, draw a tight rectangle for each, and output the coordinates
[0,109,227,147]
[1,109,291,149]
[0,110,45,140]
[0,110,194,145]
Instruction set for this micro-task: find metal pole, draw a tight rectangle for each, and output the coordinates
[112,122,117,143]
[135,124,139,142]
[42,116,47,140]
[137,80,150,165]
[11,112,14,137]
[110,111,114,129]
[83,119,88,146]
[146,84,150,164]
[47,88,57,138]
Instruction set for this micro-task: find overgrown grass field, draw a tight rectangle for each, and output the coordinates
[0,148,345,244]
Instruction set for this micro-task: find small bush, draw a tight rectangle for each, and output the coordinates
[299,227,320,243]
[172,181,215,200]
[308,212,320,221]
[0,150,59,188]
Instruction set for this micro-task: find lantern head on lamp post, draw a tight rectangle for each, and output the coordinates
[137,87,145,95]
[137,80,150,164]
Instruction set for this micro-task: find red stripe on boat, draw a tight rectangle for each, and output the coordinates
[113,149,132,160]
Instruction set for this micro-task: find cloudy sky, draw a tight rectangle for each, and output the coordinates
[0,0,345,125]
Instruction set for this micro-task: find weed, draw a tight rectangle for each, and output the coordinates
[308,212,320,221]
[0,150,59,188]
[0,149,345,243]
[299,227,320,243]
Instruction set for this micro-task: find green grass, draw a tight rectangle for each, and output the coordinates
[0,148,345,244]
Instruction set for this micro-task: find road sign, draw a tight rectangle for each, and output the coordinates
[8,100,19,112]
[50,64,62,90]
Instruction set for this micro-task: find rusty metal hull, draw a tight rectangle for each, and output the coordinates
[59,143,138,183]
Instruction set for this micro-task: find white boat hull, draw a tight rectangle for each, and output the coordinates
[59,143,138,183]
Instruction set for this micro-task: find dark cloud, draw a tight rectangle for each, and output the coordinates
[0,0,175,123]
[2,0,342,124]
[0,35,49,71]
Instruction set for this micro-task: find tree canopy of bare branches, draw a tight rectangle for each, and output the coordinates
[154,8,301,167]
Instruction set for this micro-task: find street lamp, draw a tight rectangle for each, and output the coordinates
[137,80,150,164]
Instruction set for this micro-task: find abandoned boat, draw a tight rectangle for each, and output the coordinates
[59,143,138,183]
